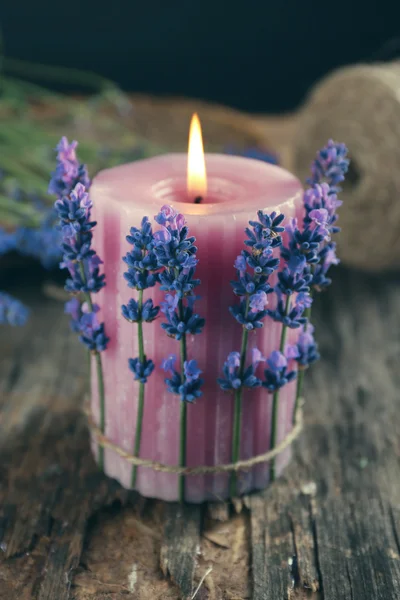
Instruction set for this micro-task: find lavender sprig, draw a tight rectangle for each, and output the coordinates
[122,216,160,486]
[289,140,349,425]
[154,205,205,501]
[51,137,108,469]
[218,210,284,496]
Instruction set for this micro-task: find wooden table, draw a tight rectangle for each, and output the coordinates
[1,109,400,600]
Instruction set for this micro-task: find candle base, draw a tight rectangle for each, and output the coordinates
[87,399,303,503]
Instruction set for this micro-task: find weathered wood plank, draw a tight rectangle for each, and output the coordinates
[249,269,400,600]
[249,486,294,600]
[161,503,202,600]
[3,259,400,599]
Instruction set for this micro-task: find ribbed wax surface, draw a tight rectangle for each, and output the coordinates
[90,154,303,502]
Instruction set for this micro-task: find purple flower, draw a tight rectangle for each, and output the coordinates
[308,139,349,191]
[285,344,300,360]
[161,354,177,373]
[184,360,202,382]
[295,292,313,312]
[122,298,159,323]
[155,205,187,233]
[234,255,247,275]
[0,292,29,326]
[252,348,266,369]
[230,299,268,330]
[267,351,287,371]
[262,350,296,392]
[161,302,205,340]
[128,357,155,383]
[309,208,330,240]
[49,137,90,198]
[182,254,198,273]
[153,227,172,245]
[79,311,109,352]
[249,291,268,313]
[218,350,261,391]
[162,355,204,402]
[65,297,82,332]
[161,293,179,315]
[295,324,320,367]
[227,351,241,373]
[277,267,312,296]
[155,205,178,226]
[267,290,310,329]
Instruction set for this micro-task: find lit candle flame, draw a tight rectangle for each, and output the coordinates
[187,113,207,201]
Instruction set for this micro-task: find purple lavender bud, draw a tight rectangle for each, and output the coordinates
[128,357,155,383]
[295,292,313,311]
[161,293,179,315]
[251,347,266,369]
[153,226,172,245]
[296,323,320,367]
[227,351,241,373]
[285,344,300,360]
[161,354,177,373]
[234,255,247,275]
[154,204,178,226]
[182,254,198,273]
[309,208,330,240]
[57,137,78,162]
[262,350,296,392]
[249,290,268,313]
[304,183,331,212]
[267,351,287,371]
[184,359,202,382]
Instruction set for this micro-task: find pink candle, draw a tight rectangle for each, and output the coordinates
[90,132,303,502]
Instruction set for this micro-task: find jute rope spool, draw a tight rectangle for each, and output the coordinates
[293,61,400,271]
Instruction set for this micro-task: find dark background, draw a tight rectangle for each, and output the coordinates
[2,0,400,112]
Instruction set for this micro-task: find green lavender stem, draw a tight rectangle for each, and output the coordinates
[78,262,106,470]
[269,295,290,482]
[292,301,313,425]
[178,298,188,503]
[230,296,250,498]
[131,289,145,487]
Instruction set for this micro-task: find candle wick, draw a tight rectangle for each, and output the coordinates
[194,196,203,204]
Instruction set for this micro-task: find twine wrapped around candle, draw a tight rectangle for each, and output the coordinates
[293,61,400,272]
[86,404,303,475]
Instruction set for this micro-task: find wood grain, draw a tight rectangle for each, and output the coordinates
[161,504,202,599]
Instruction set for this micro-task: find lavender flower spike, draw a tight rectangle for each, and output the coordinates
[154,205,205,501]
[51,137,108,469]
[219,210,284,496]
[122,215,160,487]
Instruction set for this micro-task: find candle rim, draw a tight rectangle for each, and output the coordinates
[91,153,303,217]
